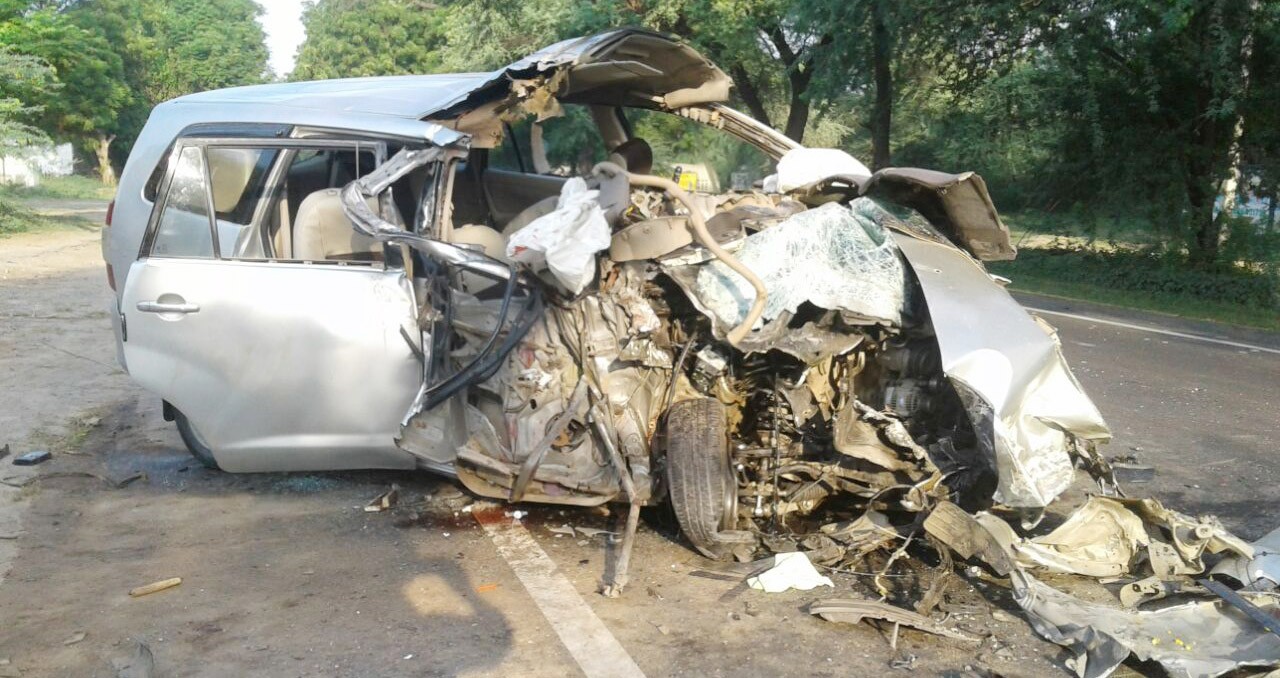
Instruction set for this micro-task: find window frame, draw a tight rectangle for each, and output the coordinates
[141,136,392,266]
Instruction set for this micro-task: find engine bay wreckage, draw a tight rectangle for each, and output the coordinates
[339,30,1279,676]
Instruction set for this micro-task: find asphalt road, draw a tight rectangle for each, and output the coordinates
[1013,291,1280,539]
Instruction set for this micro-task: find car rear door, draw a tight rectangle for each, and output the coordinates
[120,135,427,472]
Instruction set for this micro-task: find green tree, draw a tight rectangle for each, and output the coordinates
[293,0,449,80]
[141,0,269,102]
[0,44,55,162]
[1,4,131,183]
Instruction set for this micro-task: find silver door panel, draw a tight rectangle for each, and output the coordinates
[121,258,421,471]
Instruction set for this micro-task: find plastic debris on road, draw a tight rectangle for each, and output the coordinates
[746,552,834,593]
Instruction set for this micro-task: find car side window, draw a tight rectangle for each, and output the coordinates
[489,105,607,177]
[207,147,277,258]
[150,146,214,258]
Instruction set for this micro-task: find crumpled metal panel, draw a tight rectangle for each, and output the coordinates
[688,201,906,332]
[1013,570,1280,678]
[1211,525,1280,588]
[892,232,1110,508]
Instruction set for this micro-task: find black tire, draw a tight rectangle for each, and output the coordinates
[175,410,220,470]
[665,398,751,560]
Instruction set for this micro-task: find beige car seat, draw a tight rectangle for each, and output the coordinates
[451,224,508,261]
[292,188,383,261]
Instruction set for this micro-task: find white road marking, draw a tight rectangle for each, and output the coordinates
[1026,307,1280,356]
[475,510,646,678]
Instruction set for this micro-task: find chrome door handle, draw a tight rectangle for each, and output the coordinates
[137,300,200,314]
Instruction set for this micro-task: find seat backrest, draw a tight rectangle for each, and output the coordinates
[292,188,383,262]
[609,138,653,175]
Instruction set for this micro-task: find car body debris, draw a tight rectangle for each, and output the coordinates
[1013,570,1280,678]
[809,598,980,643]
[746,552,834,593]
[916,496,1280,677]
[364,485,400,512]
[12,450,50,466]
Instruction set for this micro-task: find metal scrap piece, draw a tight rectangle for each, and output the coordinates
[1197,578,1280,637]
[922,501,1015,575]
[1118,576,1189,608]
[1012,570,1280,678]
[809,598,981,643]
[1014,496,1149,577]
[1210,526,1280,590]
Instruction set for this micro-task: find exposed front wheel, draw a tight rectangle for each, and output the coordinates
[174,410,220,470]
[664,397,753,559]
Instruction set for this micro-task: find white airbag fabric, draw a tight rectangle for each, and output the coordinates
[506,177,611,294]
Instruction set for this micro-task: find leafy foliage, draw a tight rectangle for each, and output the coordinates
[294,0,448,80]
[0,0,268,181]
[0,44,55,155]
[992,243,1278,312]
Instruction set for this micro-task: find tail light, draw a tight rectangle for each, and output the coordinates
[104,200,116,290]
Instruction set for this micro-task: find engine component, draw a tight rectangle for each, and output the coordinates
[882,378,935,419]
[691,345,729,392]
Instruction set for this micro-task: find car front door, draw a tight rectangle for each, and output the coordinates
[120,135,427,472]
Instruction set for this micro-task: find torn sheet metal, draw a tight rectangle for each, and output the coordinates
[1210,526,1280,589]
[1115,497,1254,576]
[677,201,905,336]
[863,167,1016,262]
[818,510,901,560]
[1013,497,1149,577]
[891,230,1110,508]
[809,598,980,642]
[923,501,1017,575]
[1012,570,1280,678]
[427,28,732,120]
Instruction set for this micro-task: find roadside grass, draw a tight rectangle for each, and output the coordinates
[23,411,105,458]
[996,273,1280,331]
[0,175,113,201]
[995,211,1279,331]
[0,198,64,236]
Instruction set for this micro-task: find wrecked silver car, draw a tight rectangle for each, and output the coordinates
[105,26,1106,567]
[104,30,1278,674]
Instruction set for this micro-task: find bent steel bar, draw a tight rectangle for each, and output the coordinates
[340,147,513,280]
[341,147,542,412]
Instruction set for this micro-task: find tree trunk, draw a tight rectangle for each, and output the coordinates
[766,24,814,143]
[783,93,809,143]
[870,0,893,170]
[1216,0,1257,217]
[1267,188,1277,232]
[95,134,117,187]
[730,65,772,129]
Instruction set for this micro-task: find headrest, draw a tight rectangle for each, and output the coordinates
[609,138,653,176]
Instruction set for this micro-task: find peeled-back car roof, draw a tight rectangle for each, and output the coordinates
[170,73,494,119]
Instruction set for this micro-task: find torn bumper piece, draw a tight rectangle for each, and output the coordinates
[1013,570,1280,678]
